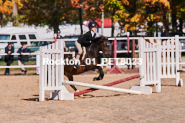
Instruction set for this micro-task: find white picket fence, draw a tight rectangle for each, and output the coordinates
[139,35,183,92]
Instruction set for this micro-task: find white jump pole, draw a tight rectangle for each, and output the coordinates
[65,81,144,95]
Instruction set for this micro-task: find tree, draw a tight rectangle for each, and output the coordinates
[0,0,13,27]
[20,0,79,33]
[172,0,185,33]
[83,0,170,36]
[83,0,128,36]
[0,0,24,27]
[123,0,170,36]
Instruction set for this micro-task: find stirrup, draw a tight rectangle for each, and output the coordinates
[73,64,79,69]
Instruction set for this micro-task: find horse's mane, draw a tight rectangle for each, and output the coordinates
[93,36,104,42]
[85,36,106,58]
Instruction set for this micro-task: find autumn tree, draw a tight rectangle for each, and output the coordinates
[20,0,79,33]
[0,0,24,27]
[170,0,185,33]
[123,0,170,36]
[80,0,170,36]
[83,0,129,36]
[0,0,13,27]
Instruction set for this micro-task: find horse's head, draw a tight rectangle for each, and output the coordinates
[93,36,111,58]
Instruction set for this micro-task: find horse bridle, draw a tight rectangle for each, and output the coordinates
[99,41,109,55]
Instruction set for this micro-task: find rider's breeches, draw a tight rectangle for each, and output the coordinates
[75,41,82,60]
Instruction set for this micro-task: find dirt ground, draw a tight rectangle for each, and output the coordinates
[0,70,185,123]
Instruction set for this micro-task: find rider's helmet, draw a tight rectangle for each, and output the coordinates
[161,25,166,29]
[88,22,96,28]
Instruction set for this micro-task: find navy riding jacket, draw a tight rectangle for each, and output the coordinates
[77,31,96,47]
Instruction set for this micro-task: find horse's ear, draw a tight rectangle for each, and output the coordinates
[100,36,108,42]
[104,37,108,41]
[93,37,102,42]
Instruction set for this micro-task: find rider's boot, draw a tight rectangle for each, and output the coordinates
[73,59,80,69]
[73,64,79,69]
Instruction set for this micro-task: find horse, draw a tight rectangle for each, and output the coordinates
[64,36,111,91]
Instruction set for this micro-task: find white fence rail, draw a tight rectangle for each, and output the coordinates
[0,36,185,70]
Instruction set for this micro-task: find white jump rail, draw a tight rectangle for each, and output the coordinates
[64,81,153,95]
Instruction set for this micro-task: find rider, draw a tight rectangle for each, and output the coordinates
[161,25,169,43]
[56,29,68,51]
[74,22,97,69]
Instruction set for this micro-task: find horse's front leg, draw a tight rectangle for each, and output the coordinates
[65,74,78,92]
[93,66,104,81]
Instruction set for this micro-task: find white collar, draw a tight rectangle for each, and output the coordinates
[91,31,95,37]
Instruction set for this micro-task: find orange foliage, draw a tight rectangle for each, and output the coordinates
[71,0,79,7]
[0,0,24,15]
[0,0,13,15]
[71,0,85,8]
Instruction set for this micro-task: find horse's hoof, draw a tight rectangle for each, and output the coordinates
[93,77,97,81]
[93,77,100,81]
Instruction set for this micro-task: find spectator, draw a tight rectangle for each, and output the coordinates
[4,43,14,75]
[57,29,63,39]
[17,44,31,75]
[161,25,169,44]
[56,29,68,51]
